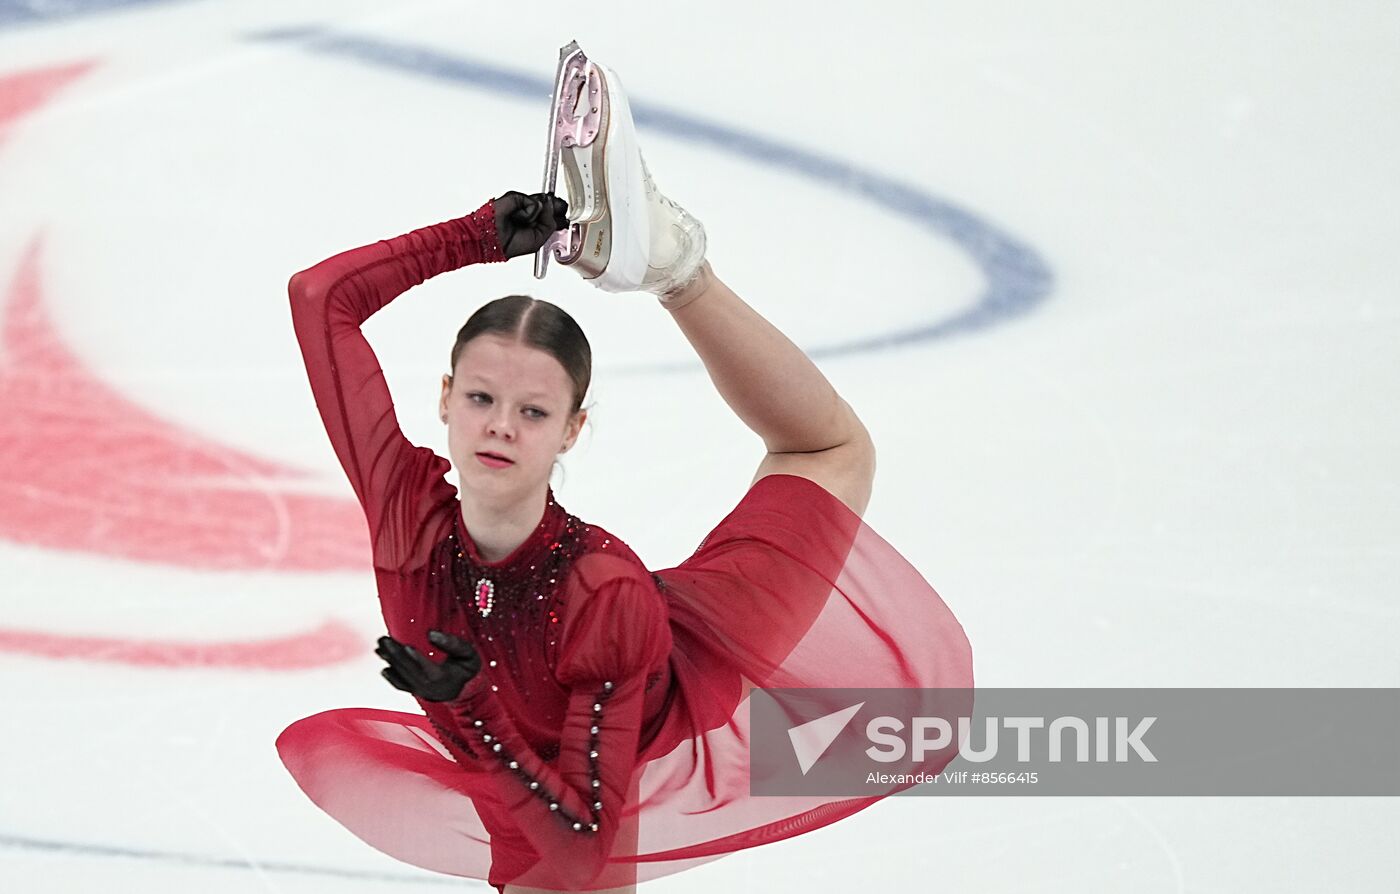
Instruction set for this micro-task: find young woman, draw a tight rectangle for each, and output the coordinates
[275,60,972,894]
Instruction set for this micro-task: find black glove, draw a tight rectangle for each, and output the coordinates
[376,629,482,703]
[493,190,569,259]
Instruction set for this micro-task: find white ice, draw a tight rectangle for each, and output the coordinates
[0,0,1396,891]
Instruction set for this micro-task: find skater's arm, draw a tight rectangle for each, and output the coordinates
[436,555,669,887]
[287,201,504,561]
[439,674,649,885]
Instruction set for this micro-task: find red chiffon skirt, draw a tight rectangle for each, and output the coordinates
[276,473,973,890]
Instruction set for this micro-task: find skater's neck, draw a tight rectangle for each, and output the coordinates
[458,485,552,564]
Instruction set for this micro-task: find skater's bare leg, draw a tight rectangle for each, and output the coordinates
[546,49,872,512]
[662,262,875,514]
[663,263,865,454]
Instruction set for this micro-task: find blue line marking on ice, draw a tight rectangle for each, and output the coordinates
[248,26,1054,367]
[0,15,1053,876]
[0,831,463,885]
[0,0,179,27]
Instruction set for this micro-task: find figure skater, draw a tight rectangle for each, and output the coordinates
[275,58,972,893]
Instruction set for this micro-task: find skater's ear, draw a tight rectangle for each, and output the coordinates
[560,407,587,452]
[439,374,453,420]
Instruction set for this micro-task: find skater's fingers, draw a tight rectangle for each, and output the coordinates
[531,192,565,221]
[374,636,402,665]
[377,635,412,661]
[375,648,425,693]
[377,636,433,677]
[374,642,417,681]
[381,666,414,693]
[428,630,478,664]
[388,651,435,692]
[400,642,440,676]
[549,195,569,230]
[508,199,539,224]
[495,190,538,232]
[428,629,477,660]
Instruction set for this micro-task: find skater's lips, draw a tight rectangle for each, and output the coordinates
[476,451,514,463]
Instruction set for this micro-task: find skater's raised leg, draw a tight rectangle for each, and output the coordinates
[552,62,874,516]
[661,262,874,516]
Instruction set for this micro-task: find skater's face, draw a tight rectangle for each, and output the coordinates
[439,334,585,496]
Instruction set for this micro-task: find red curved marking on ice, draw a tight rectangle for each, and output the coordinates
[0,617,365,669]
[0,235,374,571]
[0,62,375,572]
[0,61,97,132]
[0,64,378,670]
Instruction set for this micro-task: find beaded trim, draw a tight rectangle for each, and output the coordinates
[428,714,478,760]
[459,680,617,833]
[429,714,559,762]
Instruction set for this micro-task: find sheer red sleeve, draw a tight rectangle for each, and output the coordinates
[287,200,505,568]
[435,553,671,888]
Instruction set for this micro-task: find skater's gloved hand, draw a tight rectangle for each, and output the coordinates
[376,630,481,702]
[493,190,569,259]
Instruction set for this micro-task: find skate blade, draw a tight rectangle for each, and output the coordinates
[535,41,607,279]
[555,63,616,278]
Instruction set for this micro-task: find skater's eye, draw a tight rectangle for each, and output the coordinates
[468,392,547,420]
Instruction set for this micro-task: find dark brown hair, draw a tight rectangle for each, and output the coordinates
[448,295,592,416]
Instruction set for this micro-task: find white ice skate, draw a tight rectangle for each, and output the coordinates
[533,41,707,299]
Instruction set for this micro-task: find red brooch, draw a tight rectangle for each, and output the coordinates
[474,578,495,617]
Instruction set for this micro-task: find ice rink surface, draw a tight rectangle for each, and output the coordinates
[0,0,1396,890]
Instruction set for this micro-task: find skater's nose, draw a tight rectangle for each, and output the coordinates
[487,411,514,440]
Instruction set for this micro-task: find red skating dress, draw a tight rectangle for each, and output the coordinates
[274,199,974,891]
